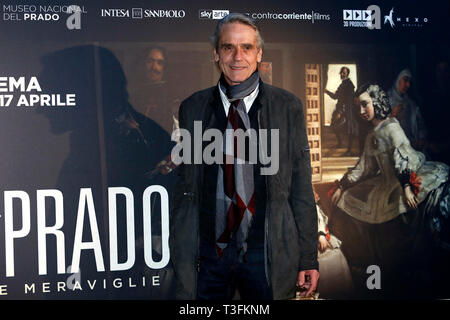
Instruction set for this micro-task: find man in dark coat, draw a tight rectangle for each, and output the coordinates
[169,13,319,300]
[325,66,357,156]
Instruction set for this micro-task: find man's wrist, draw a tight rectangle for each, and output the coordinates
[299,261,319,272]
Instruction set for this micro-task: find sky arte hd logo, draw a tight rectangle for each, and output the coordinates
[2,4,85,30]
[199,9,229,20]
[343,5,381,29]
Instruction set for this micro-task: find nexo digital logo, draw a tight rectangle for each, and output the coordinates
[199,9,229,20]
[383,7,428,28]
[343,5,381,30]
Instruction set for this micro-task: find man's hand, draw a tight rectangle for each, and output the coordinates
[297,269,320,297]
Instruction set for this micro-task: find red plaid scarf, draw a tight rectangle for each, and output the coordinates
[215,72,259,257]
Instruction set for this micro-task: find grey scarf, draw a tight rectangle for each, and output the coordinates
[215,71,260,258]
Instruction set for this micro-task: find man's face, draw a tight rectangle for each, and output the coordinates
[213,22,263,86]
[397,76,411,95]
[340,68,349,80]
[145,49,165,82]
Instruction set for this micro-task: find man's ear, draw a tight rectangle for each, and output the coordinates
[213,48,220,62]
[257,48,263,63]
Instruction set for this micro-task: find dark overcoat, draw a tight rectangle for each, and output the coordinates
[169,80,318,300]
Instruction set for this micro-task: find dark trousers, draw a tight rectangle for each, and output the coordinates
[197,243,272,300]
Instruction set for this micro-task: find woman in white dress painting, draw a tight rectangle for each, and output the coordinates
[329,83,450,299]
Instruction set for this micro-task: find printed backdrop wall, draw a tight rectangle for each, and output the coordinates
[0,0,449,299]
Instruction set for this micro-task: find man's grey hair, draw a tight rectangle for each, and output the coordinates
[211,13,264,51]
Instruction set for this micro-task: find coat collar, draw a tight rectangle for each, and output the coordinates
[206,78,271,127]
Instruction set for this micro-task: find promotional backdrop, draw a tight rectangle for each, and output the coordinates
[0,0,449,300]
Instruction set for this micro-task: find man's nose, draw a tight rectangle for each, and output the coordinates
[233,47,243,60]
[360,106,365,114]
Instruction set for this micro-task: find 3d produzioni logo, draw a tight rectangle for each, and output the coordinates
[343,5,381,30]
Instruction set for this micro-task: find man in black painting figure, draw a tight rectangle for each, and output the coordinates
[169,13,319,300]
[325,66,358,156]
[129,46,178,136]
